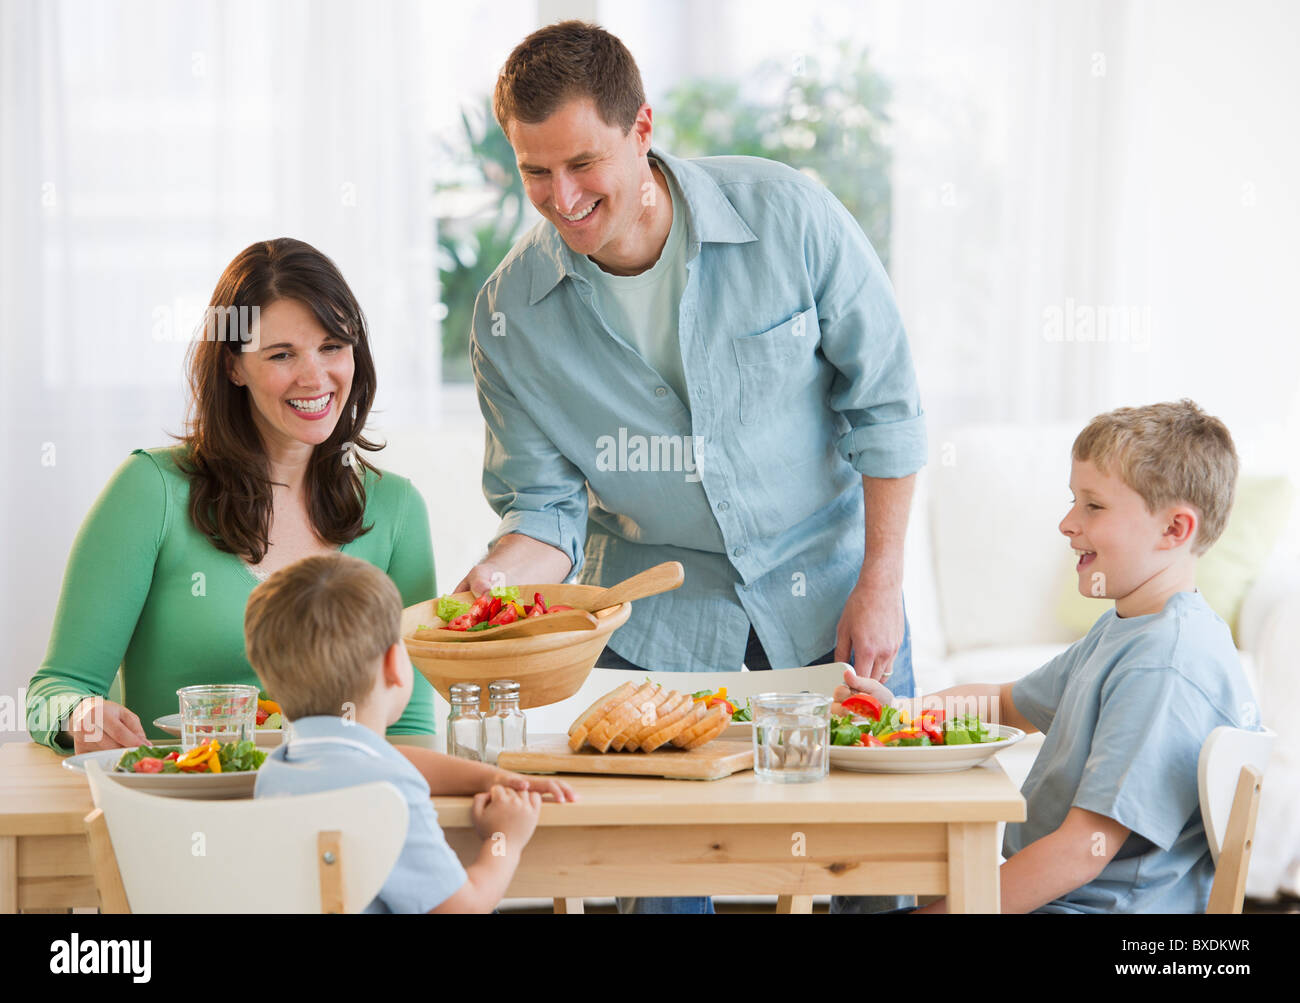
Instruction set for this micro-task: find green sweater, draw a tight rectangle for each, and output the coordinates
[27,447,438,752]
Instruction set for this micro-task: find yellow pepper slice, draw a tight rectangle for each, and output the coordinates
[257,698,282,716]
[208,752,221,773]
[176,739,219,770]
[694,686,727,704]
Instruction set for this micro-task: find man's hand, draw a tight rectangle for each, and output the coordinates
[454,562,508,597]
[453,534,573,595]
[834,580,904,683]
[470,784,542,849]
[69,695,149,754]
[493,768,579,803]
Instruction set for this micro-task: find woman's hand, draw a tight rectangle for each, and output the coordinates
[68,695,149,754]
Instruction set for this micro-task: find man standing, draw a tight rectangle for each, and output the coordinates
[457,22,926,914]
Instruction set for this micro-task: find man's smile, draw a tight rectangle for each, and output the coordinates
[556,198,601,224]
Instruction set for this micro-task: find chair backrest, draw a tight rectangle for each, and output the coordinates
[523,662,853,734]
[84,761,409,913]
[1198,725,1276,862]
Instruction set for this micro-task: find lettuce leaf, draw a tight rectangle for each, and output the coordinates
[217,740,267,773]
[435,596,471,622]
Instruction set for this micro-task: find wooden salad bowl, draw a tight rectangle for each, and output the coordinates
[400,584,634,710]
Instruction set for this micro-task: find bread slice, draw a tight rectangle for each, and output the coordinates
[676,703,731,750]
[608,686,672,751]
[623,690,690,752]
[640,700,706,752]
[568,682,637,751]
[587,682,662,752]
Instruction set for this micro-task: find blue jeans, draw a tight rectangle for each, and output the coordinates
[608,602,916,916]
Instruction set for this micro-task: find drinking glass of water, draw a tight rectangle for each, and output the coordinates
[177,684,259,751]
[752,692,830,782]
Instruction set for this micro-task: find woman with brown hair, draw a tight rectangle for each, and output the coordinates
[27,238,437,752]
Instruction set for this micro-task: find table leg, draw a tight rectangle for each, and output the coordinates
[946,822,1000,913]
[553,897,585,914]
[776,895,813,914]
[0,836,15,914]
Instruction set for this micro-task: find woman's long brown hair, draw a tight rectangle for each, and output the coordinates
[175,238,383,563]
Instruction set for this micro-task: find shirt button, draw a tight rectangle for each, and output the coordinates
[717,500,730,512]
[733,546,746,558]
[654,386,668,397]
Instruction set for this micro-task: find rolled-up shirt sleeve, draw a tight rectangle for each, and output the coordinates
[812,187,926,479]
[470,298,589,576]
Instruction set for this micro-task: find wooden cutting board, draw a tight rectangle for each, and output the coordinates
[497,736,754,781]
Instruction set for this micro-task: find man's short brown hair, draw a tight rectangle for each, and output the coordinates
[244,553,402,720]
[494,20,646,133]
[1073,399,1239,555]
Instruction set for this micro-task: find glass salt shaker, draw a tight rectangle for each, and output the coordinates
[484,679,527,765]
[446,683,485,761]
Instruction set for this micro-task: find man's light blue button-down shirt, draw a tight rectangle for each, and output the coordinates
[470,147,926,672]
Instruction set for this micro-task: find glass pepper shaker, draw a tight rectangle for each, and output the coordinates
[484,679,527,765]
[446,683,485,761]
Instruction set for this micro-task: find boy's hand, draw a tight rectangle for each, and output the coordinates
[493,769,578,803]
[471,784,542,851]
[832,669,896,715]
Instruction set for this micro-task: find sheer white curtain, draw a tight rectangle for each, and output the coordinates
[882,0,1300,435]
[0,0,439,740]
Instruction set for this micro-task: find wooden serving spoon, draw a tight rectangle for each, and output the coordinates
[579,561,685,613]
[410,607,599,643]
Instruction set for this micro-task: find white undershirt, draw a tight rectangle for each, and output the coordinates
[574,160,690,405]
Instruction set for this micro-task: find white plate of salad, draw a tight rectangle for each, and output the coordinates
[828,696,1024,773]
[63,740,268,799]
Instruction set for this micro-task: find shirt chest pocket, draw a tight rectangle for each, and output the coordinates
[731,306,818,426]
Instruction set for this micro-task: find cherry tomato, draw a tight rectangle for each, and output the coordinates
[488,604,518,626]
[842,693,883,720]
[133,757,165,774]
[468,593,494,625]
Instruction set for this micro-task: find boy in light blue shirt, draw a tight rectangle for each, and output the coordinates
[245,553,575,913]
[839,400,1260,912]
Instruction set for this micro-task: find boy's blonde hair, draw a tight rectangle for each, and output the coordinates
[244,553,402,720]
[1073,399,1238,555]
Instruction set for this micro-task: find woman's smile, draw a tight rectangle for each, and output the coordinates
[285,391,334,420]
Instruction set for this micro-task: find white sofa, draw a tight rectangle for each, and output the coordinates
[380,404,1300,902]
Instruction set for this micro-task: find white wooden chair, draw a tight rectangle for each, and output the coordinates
[1198,725,1276,913]
[83,761,408,913]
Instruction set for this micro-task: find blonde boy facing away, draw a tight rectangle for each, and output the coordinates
[245,553,576,914]
[839,400,1261,913]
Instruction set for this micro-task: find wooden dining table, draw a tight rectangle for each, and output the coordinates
[1,738,1026,913]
